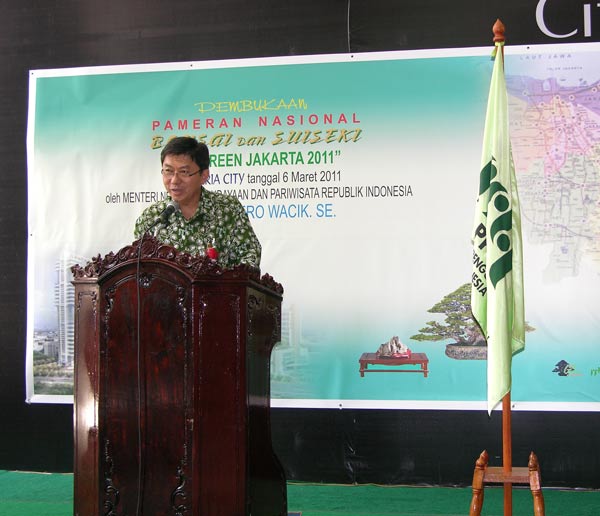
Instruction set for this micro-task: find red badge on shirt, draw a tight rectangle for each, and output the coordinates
[206,247,218,260]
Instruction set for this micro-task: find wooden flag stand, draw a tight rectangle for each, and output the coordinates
[468,394,545,516]
[468,21,546,516]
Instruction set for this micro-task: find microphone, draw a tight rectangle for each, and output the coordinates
[148,200,179,231]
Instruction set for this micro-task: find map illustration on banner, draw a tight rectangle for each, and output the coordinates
[27,44,600,410]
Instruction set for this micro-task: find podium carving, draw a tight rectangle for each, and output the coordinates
[72,237,287,515]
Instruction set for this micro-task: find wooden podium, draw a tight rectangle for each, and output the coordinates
[71,237,287,516]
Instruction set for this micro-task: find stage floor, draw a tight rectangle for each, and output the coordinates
[1,470,599,515]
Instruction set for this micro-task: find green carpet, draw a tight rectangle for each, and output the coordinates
[0,471,73,516]
[1,470,599,516]
[287,483,600,515]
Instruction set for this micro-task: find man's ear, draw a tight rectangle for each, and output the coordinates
[200,168,210,184]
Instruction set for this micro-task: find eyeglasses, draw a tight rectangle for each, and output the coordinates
[161,168,201,179]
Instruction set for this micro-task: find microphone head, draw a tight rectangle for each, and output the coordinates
[160,200,179,223]
[165,200,179,214]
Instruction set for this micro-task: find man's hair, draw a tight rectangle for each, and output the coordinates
[160,137,210,170]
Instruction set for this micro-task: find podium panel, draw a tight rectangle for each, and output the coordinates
[72,238,287,516]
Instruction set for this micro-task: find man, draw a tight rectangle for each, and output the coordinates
[134,137,261,268]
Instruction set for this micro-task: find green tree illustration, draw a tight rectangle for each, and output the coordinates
[410,283,533,346]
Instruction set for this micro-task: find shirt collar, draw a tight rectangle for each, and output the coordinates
[170,187,212,223]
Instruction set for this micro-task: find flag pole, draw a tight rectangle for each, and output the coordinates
[492,19,512,516]
[492,19,513,516]
[502,392,512,515]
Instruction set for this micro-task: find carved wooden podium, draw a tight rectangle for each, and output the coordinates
[71,237,287,516]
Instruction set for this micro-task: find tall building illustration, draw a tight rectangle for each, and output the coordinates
[280,304,297,348]
[272,304,306,378]
[54,255,85,366]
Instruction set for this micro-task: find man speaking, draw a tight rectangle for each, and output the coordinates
[134,136,261,268]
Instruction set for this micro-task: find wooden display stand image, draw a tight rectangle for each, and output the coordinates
[358,352,429,377]
[72,237,287,516]
[469,449,545,516]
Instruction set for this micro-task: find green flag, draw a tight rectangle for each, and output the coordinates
[471,42,525,414]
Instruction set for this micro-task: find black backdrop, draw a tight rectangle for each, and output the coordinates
[1,0,599,487]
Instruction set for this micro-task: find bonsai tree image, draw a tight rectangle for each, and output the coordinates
[410,283,533,360]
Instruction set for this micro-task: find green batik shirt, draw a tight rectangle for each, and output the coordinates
[134,187,261,269]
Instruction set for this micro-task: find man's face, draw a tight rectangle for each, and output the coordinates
[161,154,209,206]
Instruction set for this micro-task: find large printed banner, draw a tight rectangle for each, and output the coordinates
[27,45,600,410]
